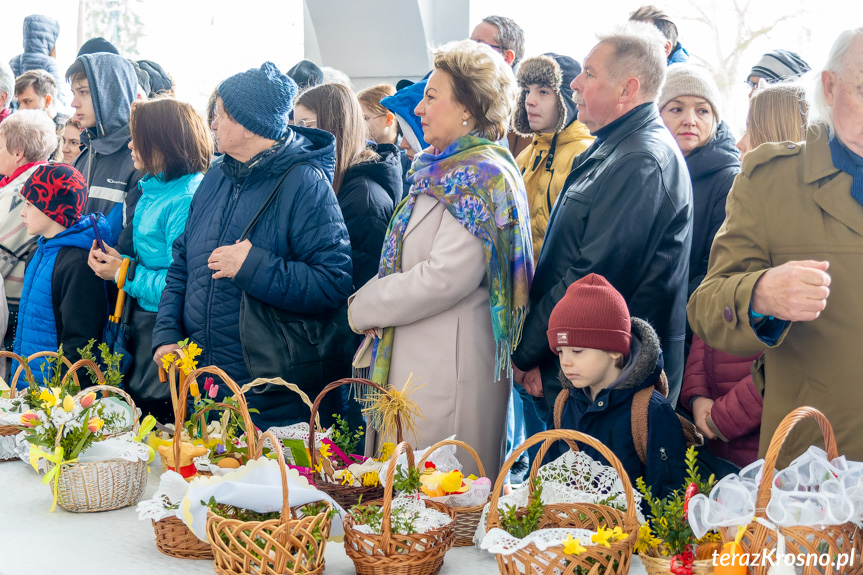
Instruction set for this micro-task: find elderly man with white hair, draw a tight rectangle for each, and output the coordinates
[689,28,863,465]
[512,22,693,415]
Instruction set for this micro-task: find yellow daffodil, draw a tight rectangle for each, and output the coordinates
[377,441,395,462]
[319,443,333,459]
[562,534,586,556]
[178,354,197,376]
[62,394,75,413]
[361,471,380,487]
[161,353,175,371]
[610,526,629,541]
[38,388,57,407]
[186,342,202,359]
[313,462,322,474]
[591,526,613,548]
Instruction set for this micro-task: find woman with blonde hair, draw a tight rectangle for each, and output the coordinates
[737,81,809,155]
[347,40,533,478]
[88,97,213,420]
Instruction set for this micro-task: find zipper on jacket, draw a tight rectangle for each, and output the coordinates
[659,447,668,461]
[203,181,245,361]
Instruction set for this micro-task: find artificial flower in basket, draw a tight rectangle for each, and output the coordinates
[635,446,721,575]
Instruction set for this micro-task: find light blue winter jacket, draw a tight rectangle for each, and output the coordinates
[123,172,202,311]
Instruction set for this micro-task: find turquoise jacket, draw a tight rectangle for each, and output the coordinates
[123,173,202,311]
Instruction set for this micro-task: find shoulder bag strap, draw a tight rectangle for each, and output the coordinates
[239,161,323,240]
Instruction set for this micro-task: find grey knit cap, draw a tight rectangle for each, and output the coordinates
[658,63,722,124]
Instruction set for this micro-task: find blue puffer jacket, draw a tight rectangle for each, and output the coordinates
[152,127,353,388]
[9,15,68,107]
[13,216,111,385]
[555,318,687,502]
[123,173,202,312]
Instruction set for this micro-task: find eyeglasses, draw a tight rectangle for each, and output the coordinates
[473,39,503,53]
[295,118,316,128]
[364,113,386,122]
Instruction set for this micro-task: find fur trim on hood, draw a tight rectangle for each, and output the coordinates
[513,53,581,137]
[559,317,661,392]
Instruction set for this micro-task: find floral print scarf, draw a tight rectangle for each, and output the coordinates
[370,134,534,387]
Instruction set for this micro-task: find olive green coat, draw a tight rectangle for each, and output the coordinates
[688,126,862,466]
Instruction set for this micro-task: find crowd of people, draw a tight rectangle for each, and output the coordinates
[1,10,861,494]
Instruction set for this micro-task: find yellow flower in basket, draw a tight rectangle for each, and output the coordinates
[186,342,202,359]
[38,388,59,408]
[178,353,198,376]
[319,443,333,460]
[562,534,586,556]
[361,471,380,487]
[591,526,614,548]
[377,441,396,462]
[160,353,176,371]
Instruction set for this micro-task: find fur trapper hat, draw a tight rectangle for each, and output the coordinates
[513,53,581,137]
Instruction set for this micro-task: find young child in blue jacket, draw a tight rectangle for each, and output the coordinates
[12,164,109,386]
[549,273,687,500]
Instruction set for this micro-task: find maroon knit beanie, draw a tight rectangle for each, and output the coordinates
[21,164,88,228]
[547,273,632,358]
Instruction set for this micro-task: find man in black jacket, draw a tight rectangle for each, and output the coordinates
[512,22,692,413]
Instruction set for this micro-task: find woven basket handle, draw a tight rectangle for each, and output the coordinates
[755,406,838,514]
[191,402,247,445]
[416,438,486,478]
[173,366,257,471]
[73,383,141,435]
[486,429,638,530]
[0,351,30,397]
[240,377,321,432]
[308,378,404,479]
[61,358,106,388]
[380,440,416,551]
[11,351,76,390]
[527,436,580,484]
[255,430,293,524]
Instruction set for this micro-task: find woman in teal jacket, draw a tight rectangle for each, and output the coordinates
[88,97,213,421]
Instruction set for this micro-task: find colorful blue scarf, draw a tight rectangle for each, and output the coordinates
[370,135,534,387]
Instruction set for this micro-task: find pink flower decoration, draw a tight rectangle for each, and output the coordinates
[204,376,214,391]
[208,383,219,398]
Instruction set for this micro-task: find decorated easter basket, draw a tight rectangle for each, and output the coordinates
[343,440,457,575]
[417,438,491,547]
[206,430,334,575]
[152,366,257,560]
[484,429,639,575]
[0,350,41,461]
[308,377,403,509]
[639,553,715,575]
[720,407,863,575]
[44,362,147,513]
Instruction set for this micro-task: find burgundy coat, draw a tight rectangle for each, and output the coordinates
[681,334,762,468]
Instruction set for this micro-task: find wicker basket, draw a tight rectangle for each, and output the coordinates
[206,430,333,575]
[640,553,714,575]
[485,429,639,575]
[0,351,32,461]
[417,438,490,547]
[721,406,863,575]
[151,366,258,560]
[343,440,457,575]
[308,377,404,509]
[46,375,148,513]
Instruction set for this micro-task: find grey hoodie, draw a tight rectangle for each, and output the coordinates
[71,53,143,242]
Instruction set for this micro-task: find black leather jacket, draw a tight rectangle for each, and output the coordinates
[512,103,692,408]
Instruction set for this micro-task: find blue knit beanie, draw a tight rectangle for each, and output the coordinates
[218,62,297,141]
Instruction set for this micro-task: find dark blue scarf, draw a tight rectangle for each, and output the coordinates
[828,136,863,206]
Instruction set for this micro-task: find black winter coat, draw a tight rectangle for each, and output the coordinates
[338,143,401,288]
[153,128,353,427]
[512,103,692,408]
[556,318,687,502]
[685,122,740,296]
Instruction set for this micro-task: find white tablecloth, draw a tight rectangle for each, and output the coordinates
[0,457,648,575]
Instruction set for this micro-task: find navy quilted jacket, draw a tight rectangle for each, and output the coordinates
[152,127,353,387]
[9,15,68,107]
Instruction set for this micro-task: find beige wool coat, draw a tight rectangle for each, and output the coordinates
[348,193,509,479]
[688,127,863,466]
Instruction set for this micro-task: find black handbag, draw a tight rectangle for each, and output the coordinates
[238,163,357,394]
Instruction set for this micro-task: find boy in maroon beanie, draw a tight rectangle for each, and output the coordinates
[11,163,110,384]
[548,273,687,500]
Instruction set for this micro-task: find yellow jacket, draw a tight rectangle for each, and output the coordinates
[516,121,594,261]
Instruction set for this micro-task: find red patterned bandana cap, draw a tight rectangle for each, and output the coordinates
[21,163,88,228]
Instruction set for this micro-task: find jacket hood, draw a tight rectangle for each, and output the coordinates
[561,317,663,394]
[22,15,59,55]
[514,53,582,137]
[41,213,111,252]
[685,121,740,179]
[381,80,429,153]
[342,142,403,204]
[220,125,337,187]
[77,53,137,138]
